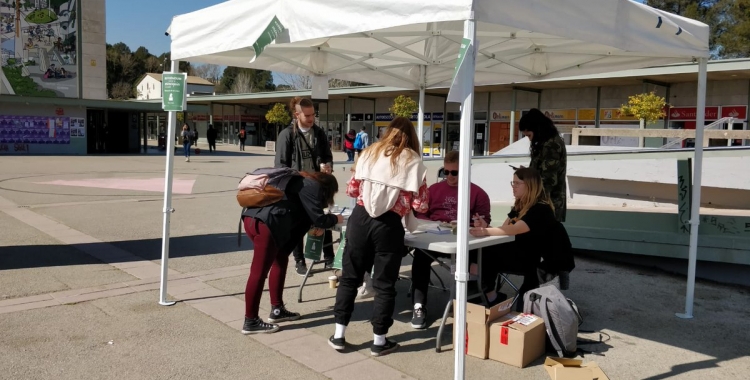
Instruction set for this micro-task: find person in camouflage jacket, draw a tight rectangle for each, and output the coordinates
[519,109,567,222]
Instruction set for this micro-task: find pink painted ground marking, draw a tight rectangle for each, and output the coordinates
[38,178,196,194]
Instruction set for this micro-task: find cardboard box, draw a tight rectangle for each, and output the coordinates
[453,298,514,359]
[488,312,546,368]
[543,357,610,380]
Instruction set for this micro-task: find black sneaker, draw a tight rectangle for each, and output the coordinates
[268,305,301,323]
[241,317,279,334]
[295,261,309,277]
[371,339,399,357]
[411,307,427,329]
[328,335,346,351]
[324,258,334,269]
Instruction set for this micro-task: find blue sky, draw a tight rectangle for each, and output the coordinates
[106,0,225,56]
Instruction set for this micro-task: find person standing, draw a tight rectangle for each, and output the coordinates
[240,171,344,334]
[275,96,335,275]
[206,124,217,153]
[343,129,356,162]
[238,128,247,151]
[180,124,192,162]
[519,108,567,222]
[353,126,370,157]
[192,127,199,146]
[329,116,429,357]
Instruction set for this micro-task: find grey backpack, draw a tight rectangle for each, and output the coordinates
[523,284,583,358]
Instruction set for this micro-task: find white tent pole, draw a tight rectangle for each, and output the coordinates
[509,89,517,144]
[158,60,179,307]
[418,65,426,156]
[677,57,707,319]
[454,14,477,380]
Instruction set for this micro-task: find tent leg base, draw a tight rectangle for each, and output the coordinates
[675,312,693,319]
[159,301,177,306]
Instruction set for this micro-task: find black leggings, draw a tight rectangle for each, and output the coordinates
[480,242,540,308]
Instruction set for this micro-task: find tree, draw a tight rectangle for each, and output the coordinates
[111,81,134,99]
[192,63,221,83]
[231,71,255,94]
[220,67,275,93]
[265,103,292,127]
[389,95,418,118]
[145,56,161,73]
[715,0,750,58]
[619,91,669,147]
[276,73,368,90]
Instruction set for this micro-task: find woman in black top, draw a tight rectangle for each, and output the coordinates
[469,167,556,307]
[240,171,344,334]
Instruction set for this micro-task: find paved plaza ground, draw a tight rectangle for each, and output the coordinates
[1,142,748,380]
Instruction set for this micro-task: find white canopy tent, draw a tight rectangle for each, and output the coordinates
[164,1,708,377]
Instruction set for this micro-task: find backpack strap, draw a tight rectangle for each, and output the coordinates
[237,213,243,247]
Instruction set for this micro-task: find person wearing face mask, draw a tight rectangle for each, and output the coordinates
[275,97,335,275]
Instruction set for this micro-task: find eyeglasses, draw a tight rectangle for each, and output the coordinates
[445,170,459,176]
[510,181,525,187]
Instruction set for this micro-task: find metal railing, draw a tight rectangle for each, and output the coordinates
[660,117,735,149]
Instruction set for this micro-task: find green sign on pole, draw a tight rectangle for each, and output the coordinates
[162,73,187,112]
[453,38,471,81]
[251,16,285,62]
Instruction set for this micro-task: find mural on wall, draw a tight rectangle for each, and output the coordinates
[0,0,78,97]
[0,114,71,144]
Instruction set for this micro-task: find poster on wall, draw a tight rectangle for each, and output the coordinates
[69,117,84,137]
[0,115,70,144]
[0,0,78,98]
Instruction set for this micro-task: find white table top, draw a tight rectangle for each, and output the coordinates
[404,222,514,254]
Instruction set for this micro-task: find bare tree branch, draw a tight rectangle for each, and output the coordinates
[231,71,255,94]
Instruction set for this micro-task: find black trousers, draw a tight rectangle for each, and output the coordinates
[334,205,404,335]
[292,230,334,262]
[481,242,540,310]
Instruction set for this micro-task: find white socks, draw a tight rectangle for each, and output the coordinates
[334,323,347,339]
[414,303,423,310]
[374,334,386,346]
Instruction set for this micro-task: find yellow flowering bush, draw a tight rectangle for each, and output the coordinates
[619,92,668,123]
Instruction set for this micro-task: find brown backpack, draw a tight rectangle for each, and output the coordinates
[236,167,299,208]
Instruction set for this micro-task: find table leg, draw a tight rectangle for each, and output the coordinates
[435,297,453,352]
[435,249,457,352]
[478,247,490,306]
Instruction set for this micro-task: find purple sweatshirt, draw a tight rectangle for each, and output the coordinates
[416,181,491,225]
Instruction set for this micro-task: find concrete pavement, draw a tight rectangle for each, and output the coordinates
[1,144,748,380]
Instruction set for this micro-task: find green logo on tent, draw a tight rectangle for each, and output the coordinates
[253,16,285,59]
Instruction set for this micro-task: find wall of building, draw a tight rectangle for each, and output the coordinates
[0,104,87,155]
[81,0,107,100]
[137,76,161,100]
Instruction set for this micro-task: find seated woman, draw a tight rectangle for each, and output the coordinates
[469,167,557,309]
[240,171,344,334]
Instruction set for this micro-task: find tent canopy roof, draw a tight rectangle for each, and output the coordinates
[168,0,709,89]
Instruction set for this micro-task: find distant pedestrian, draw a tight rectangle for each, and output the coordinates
[353,126,370,157]
[181,124,192,162]
[344,129,356,162]
[238,128,247,151]
[207,124,217,153]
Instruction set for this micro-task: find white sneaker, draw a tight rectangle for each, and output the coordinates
[185,157,189,162]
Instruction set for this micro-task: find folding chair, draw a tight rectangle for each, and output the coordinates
[401,248,449,298]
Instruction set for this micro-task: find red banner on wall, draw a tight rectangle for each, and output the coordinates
[668,107,719,120]
[721,106,747,120]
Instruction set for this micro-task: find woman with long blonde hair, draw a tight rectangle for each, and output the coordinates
[329,116,429,357]
[469,167,558,308]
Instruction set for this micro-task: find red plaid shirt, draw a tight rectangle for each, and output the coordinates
[346,175,429,217]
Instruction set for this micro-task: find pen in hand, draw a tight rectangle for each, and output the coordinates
[339,207,347,215]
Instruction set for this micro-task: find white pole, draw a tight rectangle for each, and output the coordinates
[454,15,476,380]
[677,57,707,319]
[418,65,426,157]
[158,60,179,307]
[639,118,645,148]
[509,90,517,144]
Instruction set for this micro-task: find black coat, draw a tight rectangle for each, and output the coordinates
[274,123,333,171]
[241,176,337,253]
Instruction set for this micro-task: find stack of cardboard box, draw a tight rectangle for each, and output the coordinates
[455,298,546,368]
